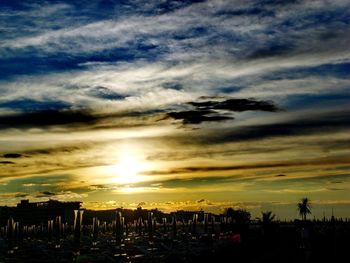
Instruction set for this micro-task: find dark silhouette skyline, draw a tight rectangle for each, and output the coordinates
[1,199,349,262]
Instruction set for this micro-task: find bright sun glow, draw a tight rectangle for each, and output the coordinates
[103,146,149,185]
[114,154,141,184]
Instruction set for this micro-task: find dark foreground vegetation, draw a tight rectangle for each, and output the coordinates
[0,200,349,262]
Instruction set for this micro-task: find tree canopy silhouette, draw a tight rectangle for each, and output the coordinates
[259,211,276,224]
[224,207,251,224]
[297,197,311,221]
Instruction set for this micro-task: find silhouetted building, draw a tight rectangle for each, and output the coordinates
[1,199,81,226]
[0,206,16,226]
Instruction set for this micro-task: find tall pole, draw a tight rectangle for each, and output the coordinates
[7,217,14,254]
[115,210,123,246]
[172,214,177,239]
[73,209,84,257]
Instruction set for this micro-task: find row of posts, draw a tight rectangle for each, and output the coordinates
[3,211,227,255]
[4,210,84,256]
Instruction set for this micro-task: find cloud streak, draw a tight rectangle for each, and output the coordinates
[142,156,350,176]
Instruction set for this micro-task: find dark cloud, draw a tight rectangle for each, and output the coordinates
[263,62,350,81]
[269,173,350,184]
[162,82,183,90]
[326,187,345,191]
[331,181,344,184]
[36,191,56,198]
[42,191,56,196]
[165,97,280,125]
[0,192,29,198]
[246,44,295,59]
[138,173,332,194]
[317,29,344,41]
[0,109,97,129]
[215,0,300,18]
[142,156,350,176]
[188,109,350,144]
[258,0,300,6]
[216,7,271,17]
[87,86,126,100]
[0,158,110,179]
[166,110,233,124]
[0,161,15,164]
[146,145,291,162]
[0,106,165,130]
[24,145,88,156]
[189,98,280,112]
[15,193,29,198]
[134,175,238,189]
[3,153,22,158]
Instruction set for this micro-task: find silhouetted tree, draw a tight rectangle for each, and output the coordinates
[258,211,276,241]
[224,208,251,224]
[259,211,275,225]
[297,197,311,221]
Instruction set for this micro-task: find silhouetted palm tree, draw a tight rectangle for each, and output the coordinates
[297,197,311,221]
[259,211,276,224]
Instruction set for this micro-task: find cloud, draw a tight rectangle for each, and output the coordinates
[36,190,87,201]
[166,110,233,124]
[165,97,280,125]
[1,0,349,85]
[36,191,56,198]
[190,109,350,144]
[246,43,295,60]
[142,156,350,176]
[15,193,29,198]
[23,145,88,156]
[3,153,22,158]
[0,107,162,130]
[0,192,28,198]
[89,184,113,191]
[0,161,15,164]
[326,187,345,191]
[137,175,240,189]
[86,86,126,100]
[0,95,281,129]
[0,109,96,129]
[189,97,280,112]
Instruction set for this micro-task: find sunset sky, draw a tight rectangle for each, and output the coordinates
[1,0,350,219]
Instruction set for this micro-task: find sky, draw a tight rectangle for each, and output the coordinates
[0,0,350,219]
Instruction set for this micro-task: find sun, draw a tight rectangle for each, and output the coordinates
[104,148,146,185]
[114,154,141,184]
[92,142,159,187]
